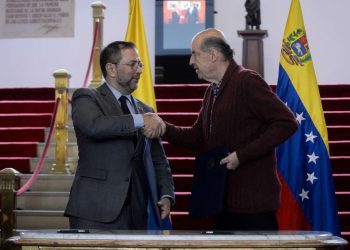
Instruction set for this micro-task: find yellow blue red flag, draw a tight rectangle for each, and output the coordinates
[125,0,157,111]
[276,0,340,236]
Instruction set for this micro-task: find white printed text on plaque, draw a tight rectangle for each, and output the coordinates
[0,0,74,38]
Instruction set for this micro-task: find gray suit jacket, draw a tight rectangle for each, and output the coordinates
[64,83,174,228]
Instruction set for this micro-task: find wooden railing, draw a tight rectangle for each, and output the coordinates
[52,69,71,174]
[52,1,105,172]
[90,1,105,88]
[0,168,20,246]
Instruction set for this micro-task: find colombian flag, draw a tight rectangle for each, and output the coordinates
[125,0,157,111]
[125,1,171,229]
[276,0,340,236]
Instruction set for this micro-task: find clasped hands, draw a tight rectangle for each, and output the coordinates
[142,112,166,138]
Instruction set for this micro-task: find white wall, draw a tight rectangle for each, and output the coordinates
[0,0,155,88]
[0,0,349,88]
[215,0,350,84]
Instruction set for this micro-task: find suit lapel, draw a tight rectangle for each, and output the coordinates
[133,97,146,115]
[98,83,124,115]
[132,97,146,154]
[98,83,144,155]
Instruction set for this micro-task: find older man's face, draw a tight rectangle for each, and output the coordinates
[189,37,214,81]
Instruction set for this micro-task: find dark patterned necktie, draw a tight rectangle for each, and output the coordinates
[209,83,220,134]
[119,95,131,115]
[119,95,137,146]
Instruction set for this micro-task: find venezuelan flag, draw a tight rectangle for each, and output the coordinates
[276,0,340,236]
[125,0,157,111]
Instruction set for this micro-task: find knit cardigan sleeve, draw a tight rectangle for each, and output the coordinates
[162,87,211,151]
[236,72,298,165]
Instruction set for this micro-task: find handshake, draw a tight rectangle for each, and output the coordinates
[142,112,166,139]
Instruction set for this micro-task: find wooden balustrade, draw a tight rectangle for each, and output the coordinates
[0,168,20,245]
[52,69,71,174]
[90,1,105,88]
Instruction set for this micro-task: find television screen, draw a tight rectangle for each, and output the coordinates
[156,0,214,55]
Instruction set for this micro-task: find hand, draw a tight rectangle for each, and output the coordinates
[142,113,166,138]
[158,197,171,219]
[220,151,240,170]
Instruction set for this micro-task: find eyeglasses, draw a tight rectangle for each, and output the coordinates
[112,60,144,69]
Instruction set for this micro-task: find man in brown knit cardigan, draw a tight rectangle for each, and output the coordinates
[145,28,298,230]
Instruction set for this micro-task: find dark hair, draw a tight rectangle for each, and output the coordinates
[100,41,136,78]
[200,37,234,60]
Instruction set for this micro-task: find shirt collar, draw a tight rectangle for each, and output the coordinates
[105,81,132,103]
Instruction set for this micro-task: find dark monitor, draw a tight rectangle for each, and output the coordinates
[156,0,214,55]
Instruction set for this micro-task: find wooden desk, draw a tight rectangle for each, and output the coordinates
[4,230,348,250]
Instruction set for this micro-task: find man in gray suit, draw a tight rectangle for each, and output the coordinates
[64,41,175,230]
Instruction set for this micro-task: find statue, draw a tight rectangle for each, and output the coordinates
[245,0,261,30]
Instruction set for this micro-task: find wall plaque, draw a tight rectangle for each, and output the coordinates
[0,0,74,38]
